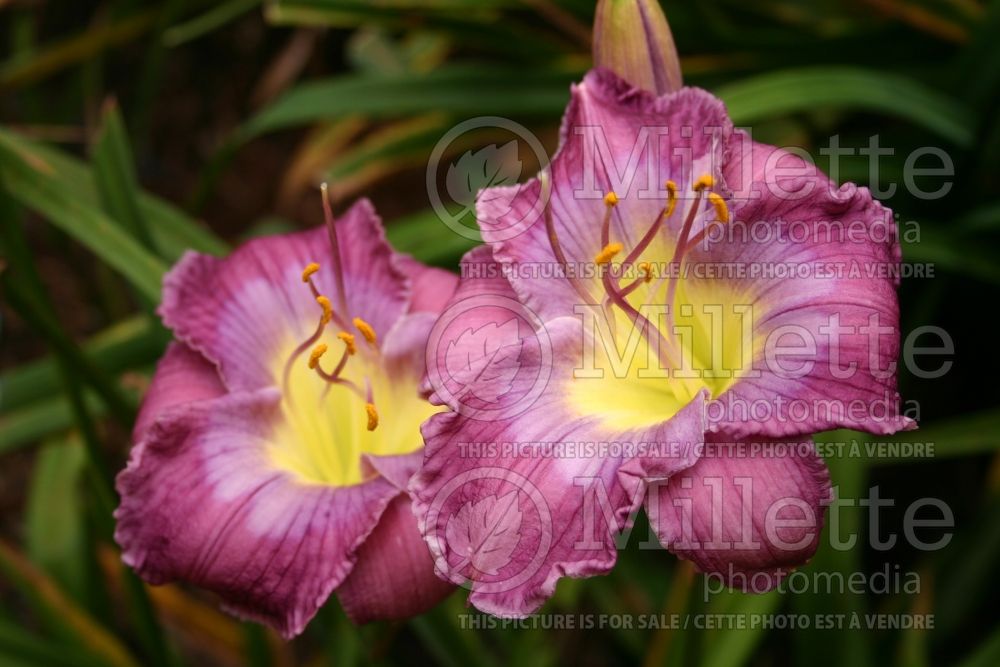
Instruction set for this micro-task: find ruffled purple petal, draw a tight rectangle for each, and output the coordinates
[396,254,460,314]
[336,493,455,624]
[362,451,424,491]
[133,342,225,442]
[413,251,705,615]
[159,199,408,391]
[412,384,704,617]
[647,434,831,588]
[114,389,399,639]
[703,133,913,437]
[478,68,732,321]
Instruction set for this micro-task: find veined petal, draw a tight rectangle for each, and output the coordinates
[336,493,455,624]
[133,342,224,442]
[114,389,398,638]
[412,383,704,617]
[647,434,831,588]
[414,260,705,615]
[159,199,407,391]
[396,254,460,314]
[702,133,913,437]
[478,68,732,321]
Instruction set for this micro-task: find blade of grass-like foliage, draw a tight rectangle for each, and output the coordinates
[958,201,1000,232]
[818,408,1000,466]
[789,454,872,667]
[323,114,450,200]
[0,141,166,302]
[955,627,1000,667]
[92,99,157,254]
[903,224,1000,285]
[1,277,137,425]
[26,436,89,603]
[0,186,136,426]
[0,542,139,667]
[0,316,160,412]
[267,0,512,27]
[240,64,580,138]
[408,598,500,667]
[268,2,571,58]
[164,0,263,47]
[0,618,109,667]
[0,12,156,90]
[0,192,172,665]
[700,590,782,667]
[933,493,1000,639]
[0,392,104,455]
[716,67,974,148]
[0,127,226,259]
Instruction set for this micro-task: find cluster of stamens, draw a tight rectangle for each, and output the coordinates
[544,171,732,371]
[280,185,382,432]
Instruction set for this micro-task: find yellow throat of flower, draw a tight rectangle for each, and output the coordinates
[266,252,440,487]
[557,175,760,430]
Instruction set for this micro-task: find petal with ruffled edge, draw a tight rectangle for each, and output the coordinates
[477,68,733,322]
[114,389,399,639]
[133,342,225,442]
[647,434,831,589]
[159,199,408,391]
[412,248,705,616]
[697,132,913,437]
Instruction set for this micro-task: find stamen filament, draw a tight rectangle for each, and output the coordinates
[541,171,596,305]
[620,180,678,268]
[601,191,618,249]
[601,270,678,370]
[314,367,365,399]
[321,183,350,318]
[282,315,327,397]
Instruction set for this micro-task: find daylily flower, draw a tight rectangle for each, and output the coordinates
[411,25,913,615]
[115,194,457,638]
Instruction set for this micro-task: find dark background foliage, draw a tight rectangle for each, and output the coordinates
[0,1,998,665]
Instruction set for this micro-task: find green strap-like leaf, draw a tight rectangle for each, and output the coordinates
[240,64,580,138]
[716,67,974,148]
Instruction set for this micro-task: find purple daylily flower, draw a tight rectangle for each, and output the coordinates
[411,68,915,616]
[115,197,457,638]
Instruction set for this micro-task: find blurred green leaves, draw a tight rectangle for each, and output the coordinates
[240,64,582,139]
[2,0,1000,665]
[716,67,975,148]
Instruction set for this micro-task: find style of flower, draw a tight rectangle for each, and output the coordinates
[115,193,457,638]
[411,64,914,616]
